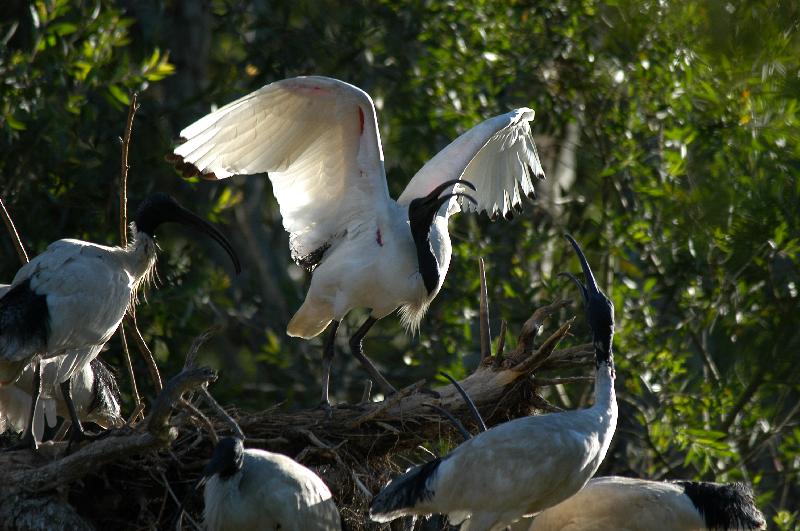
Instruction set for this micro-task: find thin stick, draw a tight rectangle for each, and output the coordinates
[493,319,508,368]
[119,92,139,246]
[180,397,218,445]
[119,323,143,423]
[125,314,163,393]
[184,327,220,370]
[426,404,471,442]
[478,258,491,360]
[533,376,595,386]
[0,196,28,264]
[200,388,245,441]
[348,379,426,427]
[117,91,160,392]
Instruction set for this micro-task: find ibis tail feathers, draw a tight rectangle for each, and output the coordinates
[287,302,333,339]
[675,481,766,530]
[369,458,441,522]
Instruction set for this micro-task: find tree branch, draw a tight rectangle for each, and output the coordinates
[0,196,28,265]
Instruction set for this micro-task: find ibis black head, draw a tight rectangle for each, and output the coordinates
[560,234,615,367]
[202,436,244,484]
[133,193,242,274]
[408,179,477,236]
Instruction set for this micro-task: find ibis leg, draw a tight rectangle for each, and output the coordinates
[61,378,86,438]
[348,317,398,396]
[61,378,103,449]
[320,320,339,408]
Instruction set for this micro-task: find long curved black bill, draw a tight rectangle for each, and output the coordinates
[435,191,478,211]
[426,178,477,201]
[558,271,587,303]
[563,234,600,298]
[173,206,242,275]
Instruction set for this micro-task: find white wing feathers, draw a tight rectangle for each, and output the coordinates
[173,76,391,268]
[398,108,545,220]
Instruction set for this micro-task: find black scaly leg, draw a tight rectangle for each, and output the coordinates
[320,320,339,409]
[61,378,102,450]
[348,317,397,396]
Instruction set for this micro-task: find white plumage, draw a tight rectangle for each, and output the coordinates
[0,193,239,447]
[201,437,341,531]
[172,75,545,401]
[525,476,767,531]
[369,235,617,530]
[0,356,123,442]
[1,236,153,386]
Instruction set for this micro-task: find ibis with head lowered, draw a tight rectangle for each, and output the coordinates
[193,436,341,531]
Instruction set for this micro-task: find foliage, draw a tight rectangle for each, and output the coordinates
[1,0,798,526]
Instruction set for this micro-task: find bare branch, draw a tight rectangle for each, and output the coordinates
[200,388,244,441]
[511,317,575,375]
[146,367,218,437]
[119,92,139,247]
[493,319,508,368]
[347,379,426,428]
[478,257,491,360]
[184,327,221,370]
[124,314,163,393]
[0,196,28,265]
[119,323,143,423]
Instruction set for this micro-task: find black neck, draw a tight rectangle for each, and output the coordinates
[411,225,440,295]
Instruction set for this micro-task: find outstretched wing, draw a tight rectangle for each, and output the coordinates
[171,76,392,269]
[398,108,545,220]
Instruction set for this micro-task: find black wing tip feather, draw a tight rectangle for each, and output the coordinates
[369,458,441,519]
[0,279,50,352]
[164,152,218,181]
[675,481,766,530]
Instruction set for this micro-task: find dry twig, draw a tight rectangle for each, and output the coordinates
[0,196,28,264]
[478,257,491,360]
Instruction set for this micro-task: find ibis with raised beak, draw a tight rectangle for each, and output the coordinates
[368,234,617,530]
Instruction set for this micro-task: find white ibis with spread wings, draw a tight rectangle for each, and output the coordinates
[171,76,545,404]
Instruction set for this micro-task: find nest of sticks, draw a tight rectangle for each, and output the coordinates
[0,97,595,530]
[0,293,593,530]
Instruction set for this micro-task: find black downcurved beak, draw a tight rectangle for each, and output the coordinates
[434,191,478,211]
[134,193,242,275]
[559,233,615,365]
[426,178,476,201]
[172,207,242,275]
[561,234,601,300]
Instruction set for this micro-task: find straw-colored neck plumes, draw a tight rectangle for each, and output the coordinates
[125,224,158,302]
